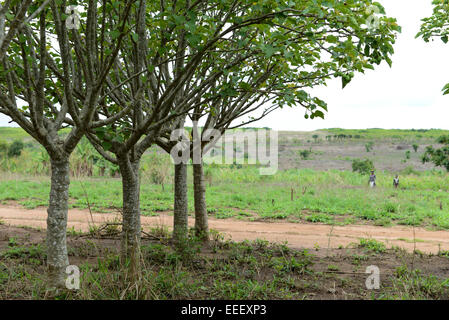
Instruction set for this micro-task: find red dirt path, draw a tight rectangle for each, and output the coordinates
[1,204,449,254]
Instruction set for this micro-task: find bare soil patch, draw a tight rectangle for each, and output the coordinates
[1,204,449,254]
[1,223,449,300]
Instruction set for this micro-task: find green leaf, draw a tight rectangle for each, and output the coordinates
[442,83,449,95]
[313,110,325,119]
[262,45,277,58]
[342,76,351,89]
[110,30,120,40]
[173,15,186,25]
[102,141,112,151]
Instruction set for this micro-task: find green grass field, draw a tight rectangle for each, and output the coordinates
[0,127,71,142]
[1,127,449,230]
[321,128,449,141]
[1,166,448,229]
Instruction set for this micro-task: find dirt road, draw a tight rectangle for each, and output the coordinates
[1,204,449,254]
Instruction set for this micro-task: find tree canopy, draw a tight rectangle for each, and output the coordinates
[422,136,449,172]
[417,0,449,95]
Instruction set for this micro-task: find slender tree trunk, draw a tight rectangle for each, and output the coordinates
[46,157,70,289]
[173,162,188,243]
[193,161,209,241]
[118,156,141,280]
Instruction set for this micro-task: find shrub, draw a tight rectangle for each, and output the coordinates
[7,140,24,158]
[351,158,374,175]
[413,144,419,152]
[298,149,312,160]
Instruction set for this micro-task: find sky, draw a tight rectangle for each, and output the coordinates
[1,0,448,131]
[252,0,449,131]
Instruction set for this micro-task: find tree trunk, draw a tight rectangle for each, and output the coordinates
[193,161,209,241]
[46,157,70,289]
[173,162,188,243]
[118,156,141,280]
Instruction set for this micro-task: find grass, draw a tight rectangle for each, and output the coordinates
[321,128,449,141]
[1,225,449,300]
[0,127,36,141]
[1,166,448,229]
[1,128,448,231]
[378,266,449,300]
[358,238,387,254]
[0,127,70,141]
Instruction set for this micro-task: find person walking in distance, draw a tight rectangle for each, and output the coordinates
[393,175,399,189]
[369,170,376,188]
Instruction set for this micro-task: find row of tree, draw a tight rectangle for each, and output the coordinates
[0,0,406,289]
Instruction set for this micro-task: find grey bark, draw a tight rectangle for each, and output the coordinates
[193,161,209,241]
[46,157,70,289]
[118,156,141,279]
[173,162,188,242]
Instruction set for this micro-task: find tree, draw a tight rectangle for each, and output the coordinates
[0,0,51,60]
[417,0,449,95]
[76,0,400,272]
[422,136,449,172]
[154,0,400,241]
[80,0,257,272]
[417,2,449,172]
[0,0,134,288]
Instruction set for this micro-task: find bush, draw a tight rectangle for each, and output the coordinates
[298,149,312,160]
[7,140,24,158]
[351,158,374,175]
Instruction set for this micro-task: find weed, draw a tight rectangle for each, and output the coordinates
[358,238,386,254]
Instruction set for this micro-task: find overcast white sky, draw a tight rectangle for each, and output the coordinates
[252,0,449,131]
[1,0,448,131]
